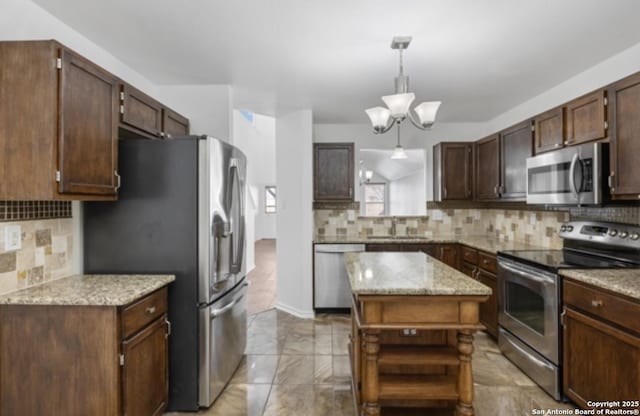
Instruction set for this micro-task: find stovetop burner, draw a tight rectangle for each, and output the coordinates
[498,220,640,272]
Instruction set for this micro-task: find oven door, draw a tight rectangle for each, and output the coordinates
[497,257,560,364]
[526,142,601,205]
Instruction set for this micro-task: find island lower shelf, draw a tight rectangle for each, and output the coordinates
[350,293,488,416]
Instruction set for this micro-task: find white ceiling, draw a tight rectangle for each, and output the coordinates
[33,0,640,123]
[360,149,425,182]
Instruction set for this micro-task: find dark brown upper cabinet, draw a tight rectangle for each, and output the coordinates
[0,40,118,200]
[499,120,533,200]
[533,107,565,154]
[119,84,190,139]
[565,90,607,146]
[162,108,190,138]
[120,83,163,138]
[313,143,354,201]
[433,142,473,201]
[607,72,640,200]
[474,135,501,200]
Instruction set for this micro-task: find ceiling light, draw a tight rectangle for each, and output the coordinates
[365,36,441,140]
[365,170,373,180]
[390,123,408,160]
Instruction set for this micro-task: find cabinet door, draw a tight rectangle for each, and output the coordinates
[122,316,169,416]
[120,83,163,138]
[474,135,500,200]
[563,307,640,408]
[365,243,403,252]
[313,143,354,201]
[440,143,473,200]
[58,48,118,196]
[608,72,640,199]
[476,269,498,338]
[163,108,190,138]
[438,244,459,269]
[500,121,532,200]
[566,90,607,146]
[534,107,565,154]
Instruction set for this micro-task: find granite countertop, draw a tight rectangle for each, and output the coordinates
[345,252,492,296]
[0,274,175,306]
[314,234,544,254]
[559,269,640,301]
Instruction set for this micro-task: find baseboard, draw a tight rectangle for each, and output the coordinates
[275,301,315,319]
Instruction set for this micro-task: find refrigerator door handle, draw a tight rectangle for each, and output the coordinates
[229,164,245,274]
[210,213,230,285]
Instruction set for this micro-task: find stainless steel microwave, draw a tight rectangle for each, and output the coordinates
[526,142,609,205]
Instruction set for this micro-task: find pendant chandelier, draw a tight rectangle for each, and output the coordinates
[365,36,441,144]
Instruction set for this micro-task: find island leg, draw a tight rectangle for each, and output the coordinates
[362,330,380,416]
[456,330,475,416]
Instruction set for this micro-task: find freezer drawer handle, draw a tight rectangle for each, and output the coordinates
[210,292,246,319]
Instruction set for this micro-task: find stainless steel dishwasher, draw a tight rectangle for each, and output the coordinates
[314,244,366,310]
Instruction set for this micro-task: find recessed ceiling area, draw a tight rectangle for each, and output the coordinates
[32,0,640,123]
[360,149,425,182]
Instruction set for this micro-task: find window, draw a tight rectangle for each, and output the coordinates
[265,186,276,213]
[364,183,385,216]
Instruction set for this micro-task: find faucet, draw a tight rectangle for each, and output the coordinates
[391,216,398,237]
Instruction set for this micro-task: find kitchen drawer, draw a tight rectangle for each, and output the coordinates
[477,252,497,274]
[461,246,478,265]
[461,261,476,278]
[563,279,640,334]
[122,287,168,339]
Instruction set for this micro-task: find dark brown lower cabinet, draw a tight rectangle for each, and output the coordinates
[475,269,498,338]
[562,279,640,408]
[0,287,170,416]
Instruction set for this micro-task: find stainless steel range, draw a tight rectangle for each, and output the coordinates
[497,221,640,400]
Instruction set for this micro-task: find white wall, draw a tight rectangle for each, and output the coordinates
[232,111,277,240]
[275,110,314,318]
[389,170,425,216]
[314,122,485,201]
[486,41,640,134]
[156,85,232,141]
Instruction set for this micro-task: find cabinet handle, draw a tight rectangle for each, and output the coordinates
[560,309,566,327]
[114,171,121,191]
[146,306,157,314]
[349,187,353,197]
[443,187,448,198]
[159,132,166,138]
[591,300,603,308]
[554,143,561,148]
[165,318,171,338]
[494,185,499,196]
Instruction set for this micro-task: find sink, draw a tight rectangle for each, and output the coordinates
[366,235,427,240]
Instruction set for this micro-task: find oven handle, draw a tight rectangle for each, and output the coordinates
[499,261,556,286]
[569,153,580,200]
[502,331,556,371]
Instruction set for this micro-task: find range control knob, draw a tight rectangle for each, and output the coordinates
[608,229,618,237]
[630,233,640,241]
[560,225,567,232]
[566,225,574,232]
[619,231,629,239]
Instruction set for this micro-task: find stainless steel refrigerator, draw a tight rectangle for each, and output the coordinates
[84,136,247,411]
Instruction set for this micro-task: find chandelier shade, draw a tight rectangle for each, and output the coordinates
[382,93,415,119]
[365,107,391,132]
[390,145,408,160]
[413,101,441,128]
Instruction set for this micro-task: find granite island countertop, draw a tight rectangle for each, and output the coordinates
[315,234,546,254]
[345,251,492,296]
[0,274,175,306]
[559,269,640,301]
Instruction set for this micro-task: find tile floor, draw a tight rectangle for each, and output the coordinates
[167,241,574,415]
[247,239,277,315]
[166,309,574,416]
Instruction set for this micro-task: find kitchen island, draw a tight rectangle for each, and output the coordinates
[345,252,491,416]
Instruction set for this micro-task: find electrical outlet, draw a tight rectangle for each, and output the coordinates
[4,225,21,251]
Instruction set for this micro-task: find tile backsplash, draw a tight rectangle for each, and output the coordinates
[315,208,570,248]
[0,218,74,295]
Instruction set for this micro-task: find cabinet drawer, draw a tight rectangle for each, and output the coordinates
[461,246,478,265]
[563,279,640,334]
[122,288,168,339]
[477,252,497,274]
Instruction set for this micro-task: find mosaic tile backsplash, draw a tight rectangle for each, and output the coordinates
[0,201,72,222]
[0,218,74,295]
[315,208,570,249]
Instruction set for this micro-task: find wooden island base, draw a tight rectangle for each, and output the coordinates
[350,294,488,416]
